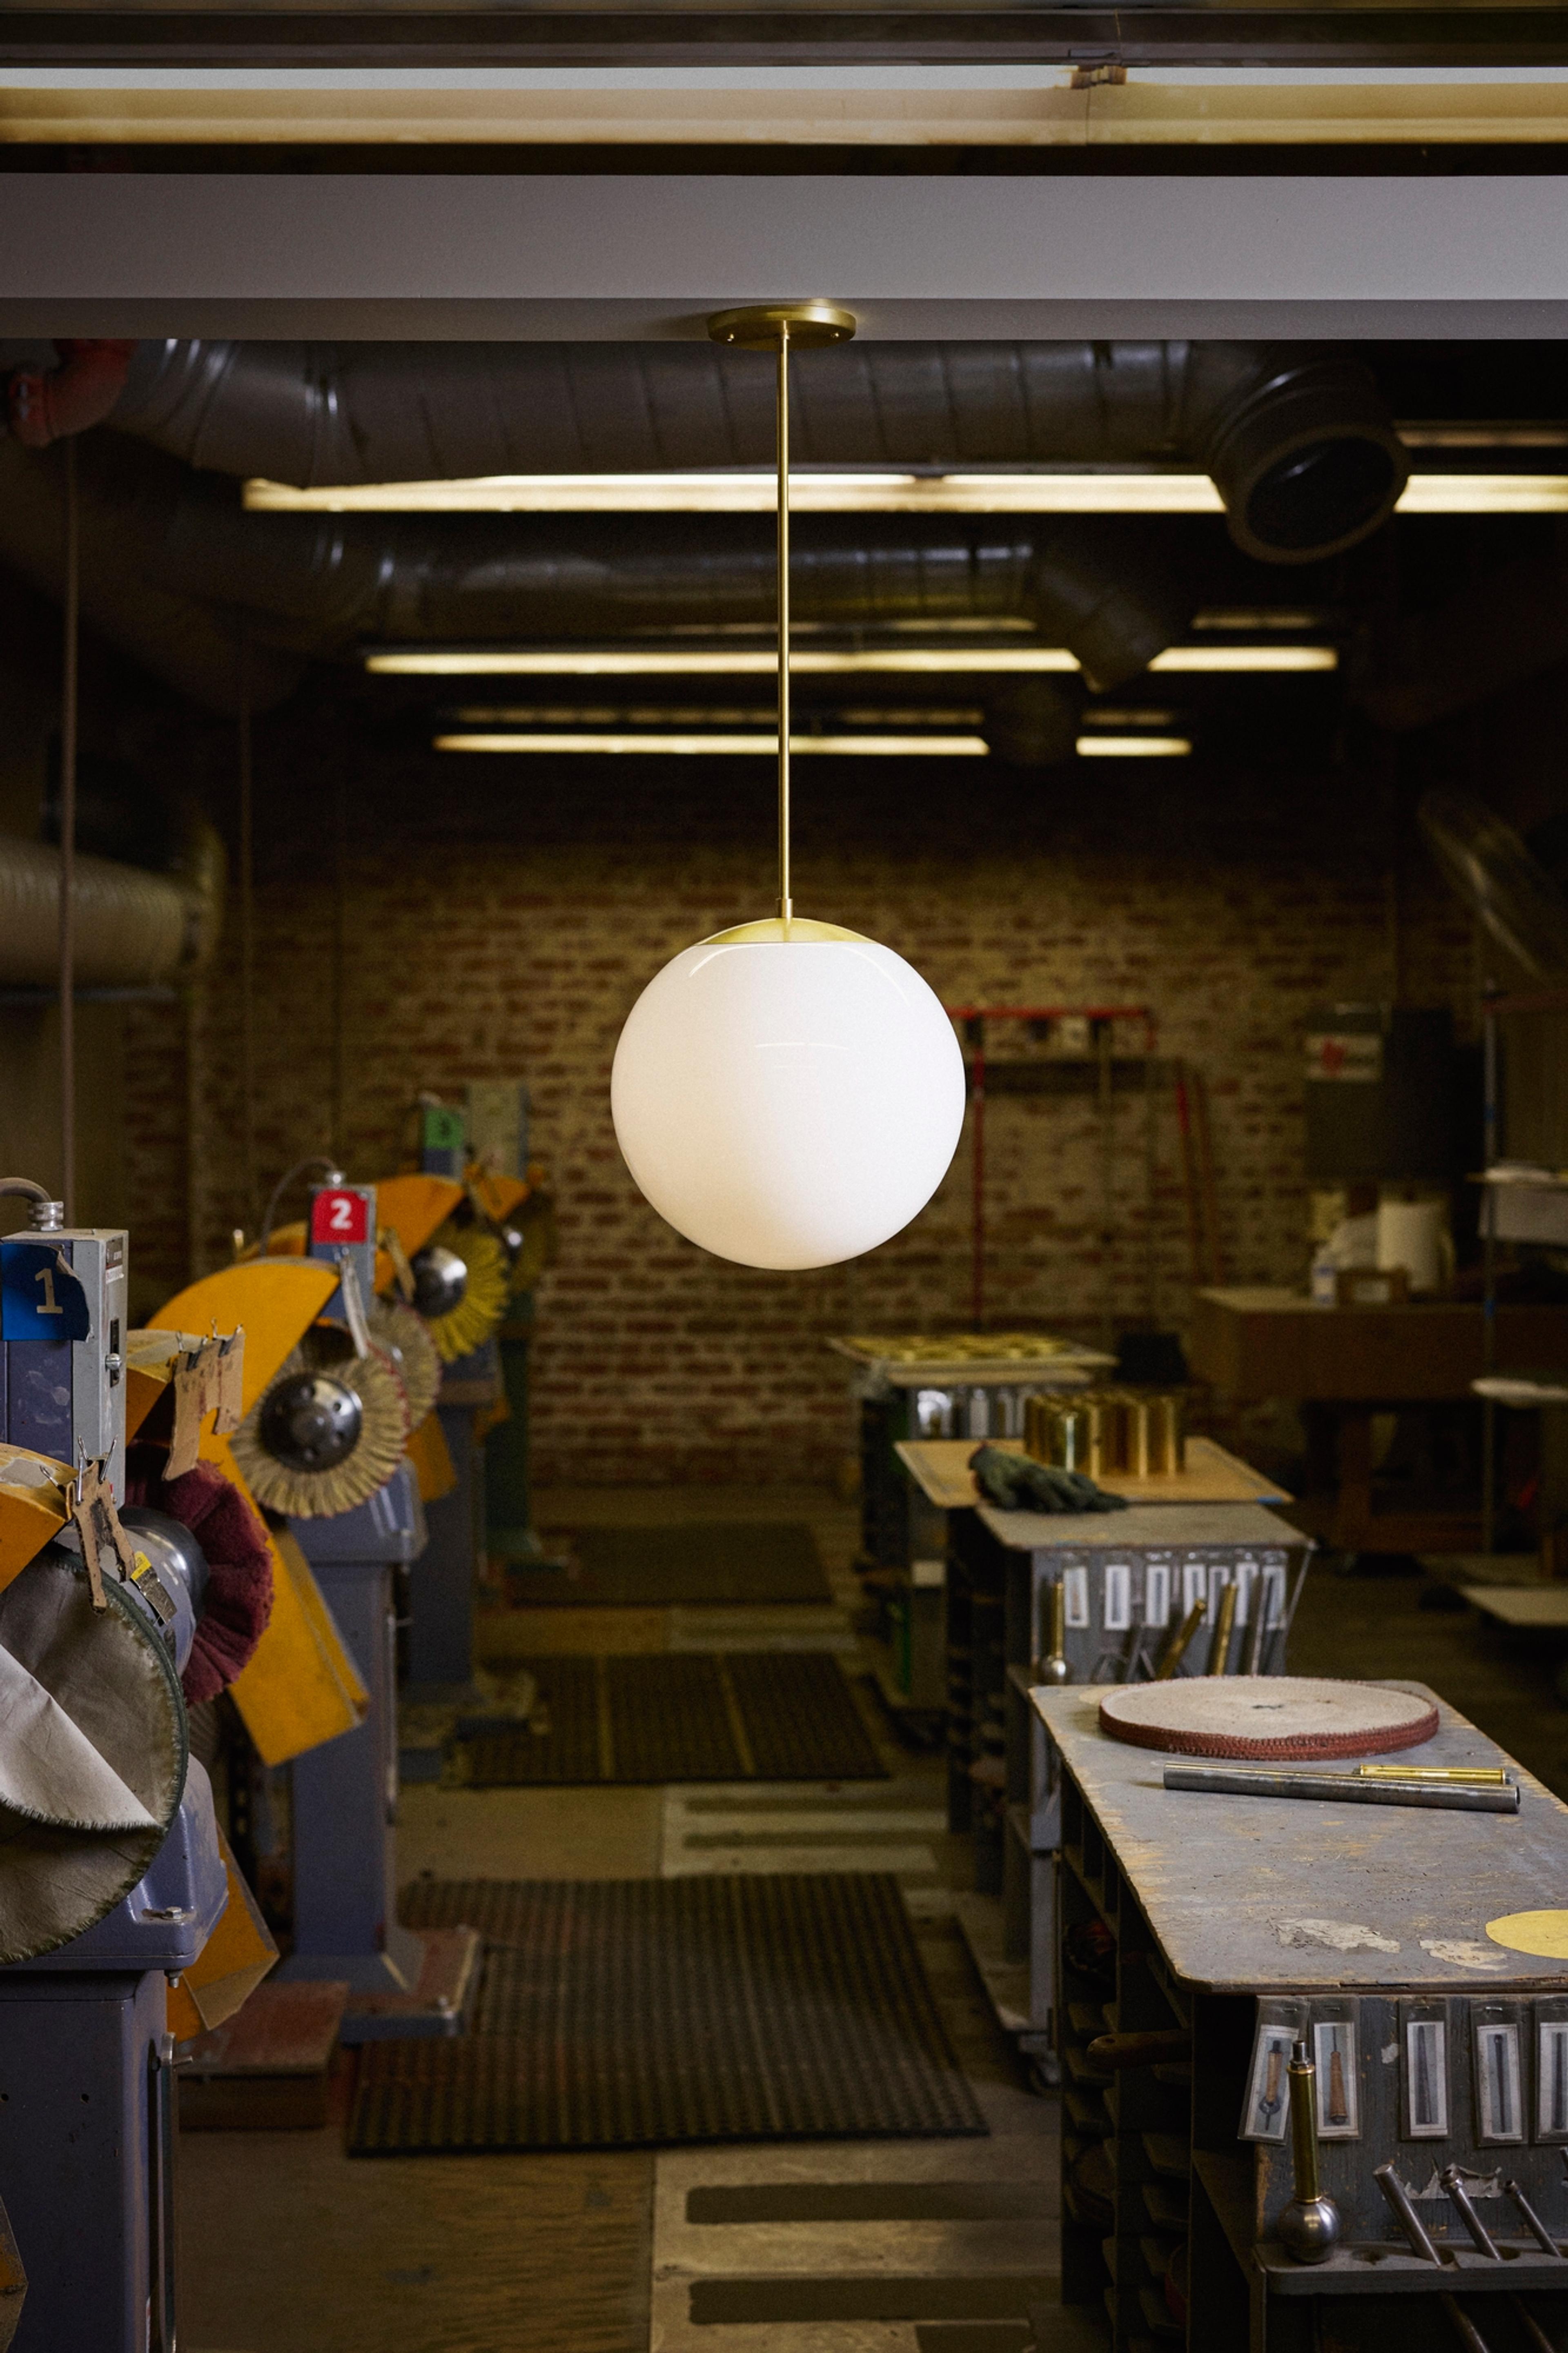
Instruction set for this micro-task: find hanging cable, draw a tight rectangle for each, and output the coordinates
[58,439,79,1223]
[238,632,258,1235]
[775,322,791,926]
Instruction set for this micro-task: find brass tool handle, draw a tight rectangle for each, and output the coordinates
[1156,1599,1205,1680]
[1047,1578,1065,1662]
[1209,1577,1238,1674]
[1288,2041,1321,2204]
[1359,1765,1510,1786]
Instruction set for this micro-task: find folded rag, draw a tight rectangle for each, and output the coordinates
[969,1443,1129,1514]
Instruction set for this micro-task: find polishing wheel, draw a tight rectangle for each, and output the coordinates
[1097,1676,1440,1761]
[259,1372,362,1471]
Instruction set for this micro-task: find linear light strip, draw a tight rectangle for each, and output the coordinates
[435,731,991,756]
[1076,735,1192,757]
[373,645,1336,678]
[252,471,1568,517]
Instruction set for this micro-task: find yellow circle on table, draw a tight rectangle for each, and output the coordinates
[1486,1910,1568,1958]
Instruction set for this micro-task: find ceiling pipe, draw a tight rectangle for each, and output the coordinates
[100,337,1407,567]
[143,495,1195,691]
[0,439,303,718]
[0,814,223,988]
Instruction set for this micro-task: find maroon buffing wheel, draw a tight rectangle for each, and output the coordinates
[1097,1677,1441,1761]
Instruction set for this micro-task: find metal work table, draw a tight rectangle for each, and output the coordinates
[1034,1682,1568,2351]
[943,1493,1305,2074]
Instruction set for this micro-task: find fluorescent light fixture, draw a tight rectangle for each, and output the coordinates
[370,643,1336,678]
[1075,734,1192,758]
[435,731,990,756]
[254,469,1568,518]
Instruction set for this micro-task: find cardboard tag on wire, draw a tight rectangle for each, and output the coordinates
[70,1450,137,1614]
[212,1327,245,1436]
[337,1252,372,1361]
[168,1326,247,1474]
[380,1225,416,1305]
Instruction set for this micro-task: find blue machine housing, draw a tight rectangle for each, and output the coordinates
[0,1514,225,2353]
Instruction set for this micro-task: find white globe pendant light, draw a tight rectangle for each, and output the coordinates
[611,302,967,1271]
[616,313,968,1280]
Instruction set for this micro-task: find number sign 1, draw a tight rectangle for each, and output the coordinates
[0,1241,92,1341]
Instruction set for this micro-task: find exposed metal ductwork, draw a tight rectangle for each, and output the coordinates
[0,438,304,718]
[145,496,1195,691]
[105,337,1407,568]
[0,817,224,988]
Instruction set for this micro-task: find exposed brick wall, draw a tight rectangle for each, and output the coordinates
[121,683,1477,1483]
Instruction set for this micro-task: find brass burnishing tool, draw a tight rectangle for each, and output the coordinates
[1278,2038,1342,2264]
[1503,2179,1562,2257]
[1244,1590,1269,1676]
[1208,1577,1238,1674]
[1162,1764,1519,1813]
[1154,1599,1205,1680]
[1375,2166,1499,2353]
[1441,2166,1501,2259]
[1034,1578,1070,1686]
[1357,1765,1512,1785]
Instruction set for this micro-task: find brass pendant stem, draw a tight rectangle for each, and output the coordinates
[704,301,856,932]
[776,322,792,927]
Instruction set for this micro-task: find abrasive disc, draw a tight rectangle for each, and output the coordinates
[1097,1676,1440,1761]
[0,1544,187,1963]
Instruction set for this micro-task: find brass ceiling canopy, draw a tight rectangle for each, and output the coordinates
[706,301,857,353]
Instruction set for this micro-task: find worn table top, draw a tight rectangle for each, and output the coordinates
[1190,1287,1568,1404]
[975,1498,1300,1556]
[829,1335,1112,1388]
[896,1435,1289,1514]
[1032,1681,1568,1993]
[1460,1584,1568,1628]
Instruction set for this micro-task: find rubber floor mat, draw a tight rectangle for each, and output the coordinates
[454,1651,883,1785]
[507,1519,832,1607]
[352,1874,986,2153]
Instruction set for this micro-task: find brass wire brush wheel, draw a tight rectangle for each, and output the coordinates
[366,1295,443,1427]
[416,1220,510,1363]
[231,1327,411,1519]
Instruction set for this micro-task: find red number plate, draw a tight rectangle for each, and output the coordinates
[310,1188,371,1246]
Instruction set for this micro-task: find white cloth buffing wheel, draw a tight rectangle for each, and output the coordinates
[1097,1677,1440,1761]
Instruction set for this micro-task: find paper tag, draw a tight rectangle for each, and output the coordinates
[381,1225,416,1305]
[167,1348,206,1478]
[69,1451,137,1614]
[213,1328,245,1435]
[338,1253,372,1360]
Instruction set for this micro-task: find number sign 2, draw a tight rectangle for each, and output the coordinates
[310,1189,371,1248]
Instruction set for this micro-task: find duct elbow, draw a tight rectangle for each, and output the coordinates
[0,821,223,990]
[1183,346,1408,565]
[8,341,140,450]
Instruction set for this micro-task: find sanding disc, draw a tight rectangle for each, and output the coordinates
[1098,1676,1440,1761]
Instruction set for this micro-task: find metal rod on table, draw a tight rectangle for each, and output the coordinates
[1163,1766,1519,1813]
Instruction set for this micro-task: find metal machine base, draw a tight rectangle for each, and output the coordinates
[279,1923,480,2043]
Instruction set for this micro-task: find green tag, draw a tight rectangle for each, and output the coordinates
[422,1106,466,1153]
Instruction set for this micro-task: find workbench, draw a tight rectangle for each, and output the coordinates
[942,1492,1306,2068]
[888,1435,1291,1712]
[1190,1288,1568,1556]
[830,1333,1112,1576]
[1035,1681,1568,2353]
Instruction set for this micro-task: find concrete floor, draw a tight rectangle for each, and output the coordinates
[182,1486,1067,2353]
[179,1493,1568,2353]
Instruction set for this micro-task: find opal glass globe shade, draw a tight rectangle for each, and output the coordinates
[612,917,966,1270]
